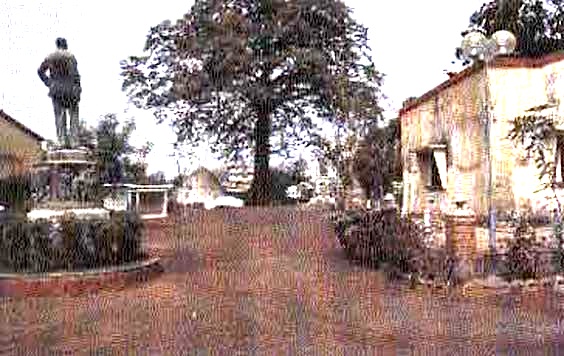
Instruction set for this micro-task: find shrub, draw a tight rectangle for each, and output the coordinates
[504,215,541,281]
[0,174,32,213]
[505,237,539,281]
[332,209,425,276]
[476,210,552,227]
[0,212,145,273]
[0,218,52,272]
[115,211,145,262]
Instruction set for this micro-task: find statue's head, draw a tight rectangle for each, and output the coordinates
[55,37,68,50]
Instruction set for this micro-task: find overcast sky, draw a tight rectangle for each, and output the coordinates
[1,0,485,178]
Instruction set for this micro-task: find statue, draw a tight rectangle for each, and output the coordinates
[38,37,82,148]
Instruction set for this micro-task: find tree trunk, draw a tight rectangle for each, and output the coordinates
[247,111,272,206]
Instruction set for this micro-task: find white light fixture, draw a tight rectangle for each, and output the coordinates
[461,31,487,60]
[461,29,516,62]
[492,30,517,55]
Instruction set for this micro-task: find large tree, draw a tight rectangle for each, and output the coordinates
[121,0,383,205]
[456,0,564,62]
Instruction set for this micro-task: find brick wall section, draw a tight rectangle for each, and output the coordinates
[445,214,477,262]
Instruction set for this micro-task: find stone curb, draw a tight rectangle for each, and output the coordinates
[0,257,163,297]
[0,257,161,280]
[468,275,562,293]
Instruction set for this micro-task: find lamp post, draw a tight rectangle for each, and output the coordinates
[460,29,517,275]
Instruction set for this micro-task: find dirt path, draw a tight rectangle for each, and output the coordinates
[1,207,564,354]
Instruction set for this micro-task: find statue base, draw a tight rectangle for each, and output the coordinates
[29,147,108,222]
[27,207,109,222]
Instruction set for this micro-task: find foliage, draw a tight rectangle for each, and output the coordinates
[507,107,564,275]
[94,114,137,184]
[271,168,296,204]
[148,171,167,185]
[504,216,541,281]
[172,173,187,187]
[316,135,351,191]
[78,115,153,185]
[331,209,465,283]
[456,0,564,63]
[287,157,309,184]
[121,0,384,205]
[508,112,563,217]
[475,210,552,227]
[331,209,425,275]
[352,118,401,200]
[0,174,32,213]
[0,212,145,273]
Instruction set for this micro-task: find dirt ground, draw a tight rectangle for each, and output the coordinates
[2,206,564,355]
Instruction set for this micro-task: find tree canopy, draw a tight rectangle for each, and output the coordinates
[78,114,153,185]
[456,0,564,62]
[121,0,383,205]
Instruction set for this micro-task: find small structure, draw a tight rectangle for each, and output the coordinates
[383,193,396,210]
[176,167,222,206]
[221,164,253,194]
[28,147,108,221]
[308,176,337,208]
[104,183,173,219]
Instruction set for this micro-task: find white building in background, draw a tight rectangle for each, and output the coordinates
[176,167,222,206]
[221,163,254,194]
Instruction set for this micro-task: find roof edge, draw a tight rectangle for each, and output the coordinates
[0,110,45,142]
[399,51,564,117]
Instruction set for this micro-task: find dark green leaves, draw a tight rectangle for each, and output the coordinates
[121,0,382,158]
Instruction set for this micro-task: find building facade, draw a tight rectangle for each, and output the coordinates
[400,52,564,217]
[0,110,44,179]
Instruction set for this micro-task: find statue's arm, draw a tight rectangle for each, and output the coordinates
[37,59,50,86]
[71,56,81,84]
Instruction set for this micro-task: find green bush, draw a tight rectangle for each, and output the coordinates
[0,212,145,273]
[332,209,425,276]
[0,174,32,213]
[503,215,542,281]
[505,236,539,281]
[476,210,552,227]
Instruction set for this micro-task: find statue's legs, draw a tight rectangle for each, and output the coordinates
[68,101,79,148]
[52,98,68,147]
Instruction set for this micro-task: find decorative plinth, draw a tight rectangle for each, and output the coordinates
[27,207,109,221]
[30,147,105,221]
[445,200,477,278]
[40,148,94,166]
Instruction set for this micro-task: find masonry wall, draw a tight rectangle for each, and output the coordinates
[401,71,486,216]
[488,58,564,214]
[0,116,42,179]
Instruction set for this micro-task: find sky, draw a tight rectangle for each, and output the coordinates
[1,0,486,179]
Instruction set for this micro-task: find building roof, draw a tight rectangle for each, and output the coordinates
[399,51,564,117]
[0,110,45,142]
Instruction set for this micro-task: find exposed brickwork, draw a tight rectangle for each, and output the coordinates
[446,214,477,262]
[0,256,163,298]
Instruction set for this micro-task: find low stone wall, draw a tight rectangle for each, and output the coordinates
[0,257,163,297]
[475,225,556,253]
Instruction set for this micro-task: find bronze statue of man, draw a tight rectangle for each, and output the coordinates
[38,37,82,148]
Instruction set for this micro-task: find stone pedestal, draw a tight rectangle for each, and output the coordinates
[27,148,108,221]
[445,201,477,277]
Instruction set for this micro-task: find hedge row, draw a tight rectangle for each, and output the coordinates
[0,211,145,273]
